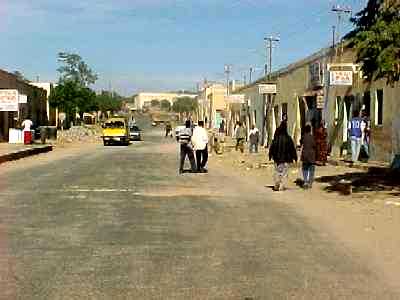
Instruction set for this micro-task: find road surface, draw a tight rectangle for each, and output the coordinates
[0,121,398,299]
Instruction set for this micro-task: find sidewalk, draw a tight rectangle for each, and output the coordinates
[0,143,53,164]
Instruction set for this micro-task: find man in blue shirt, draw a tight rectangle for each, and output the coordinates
[348,110,363,164]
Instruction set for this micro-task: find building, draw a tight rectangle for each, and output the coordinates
[132,92,197,110]
[0,69,47,142]
[30,82,57,126]
[197,83,227,129]
[233,45,400,163]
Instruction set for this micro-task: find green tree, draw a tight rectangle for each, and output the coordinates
[151,99,160,108]
[96,91,123,114]
[57,52,98,86]
[348,0,400,85]
[160,99,171,111]
[172,97,198,118]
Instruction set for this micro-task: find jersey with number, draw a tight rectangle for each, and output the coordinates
[349,117,362,138]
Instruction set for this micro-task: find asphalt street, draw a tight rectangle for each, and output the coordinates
[0,123,398,299]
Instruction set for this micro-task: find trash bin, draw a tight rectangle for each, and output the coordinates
[47,126,57,140]
[24,131,32,144]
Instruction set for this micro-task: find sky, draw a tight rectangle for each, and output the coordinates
[0,0,368,96]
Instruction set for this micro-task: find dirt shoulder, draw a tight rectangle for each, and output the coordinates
[209,148,400,292]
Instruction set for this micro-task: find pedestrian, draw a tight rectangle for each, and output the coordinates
[165,122,172,138]
[301,124,316,189]
[219,119,225,135]
[235,122,246,153]
[248,124,259,153]
[21,118,33,145]
[348,110,363,165]
[178,120,196,174]
[360,110,371,161]
[314,121,328,166]
[192,120,209,173]
[269,120,298,191]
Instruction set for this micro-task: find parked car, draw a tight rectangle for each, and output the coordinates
[129,125,142,141]
[102,117,130,146]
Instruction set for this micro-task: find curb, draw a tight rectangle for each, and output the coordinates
[0,145,53,165]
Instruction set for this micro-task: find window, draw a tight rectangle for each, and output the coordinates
[375,89,384,126]
[363,91,371,117]
[254,110,257,124]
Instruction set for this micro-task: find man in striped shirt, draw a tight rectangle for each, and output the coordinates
[179,120,196,174]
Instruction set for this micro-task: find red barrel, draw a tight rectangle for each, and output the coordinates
[24,131,32,145]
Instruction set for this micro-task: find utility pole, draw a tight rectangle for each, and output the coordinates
[264,36,280,80]
[243,73,247,86]
[332,25,336,49]
[224,64,231,96]
[331,5,352,55]
[249,67,253,84]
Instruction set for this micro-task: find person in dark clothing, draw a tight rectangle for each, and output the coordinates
[269,120,298,191]
[301,124,316,189]
[165,122,172,138]
[178,120,196,174]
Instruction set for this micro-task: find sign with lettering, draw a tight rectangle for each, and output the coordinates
[0,89,19,111]
[330,71,353,86]
[18,94,28,104]
[225,94,245,103]
[258,84,277,94]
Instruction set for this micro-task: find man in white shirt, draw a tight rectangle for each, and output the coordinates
[22,119,33,131]
[192,120,209,172]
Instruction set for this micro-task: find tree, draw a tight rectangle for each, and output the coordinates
[151,99,160,108]
[172,97,198,118]
[57,52,98,86]
[348,0,400,85]
[96,91,123,114]
[49,80,98,122]
[160,99,171,111]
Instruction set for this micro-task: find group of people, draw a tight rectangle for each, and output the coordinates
[268,119,328,191]
[234,122,260,154]
[178,120,209,174]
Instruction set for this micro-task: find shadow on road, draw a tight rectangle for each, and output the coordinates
[316,167,400,195]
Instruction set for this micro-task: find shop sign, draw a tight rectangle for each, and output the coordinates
[309,62,323,87]
[0,89,19,111]
[225,94,245,103]
[18,94,28,104]
[330,71,353,86]
[258,84,277,94]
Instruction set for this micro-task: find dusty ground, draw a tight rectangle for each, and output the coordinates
[211,145,400,292]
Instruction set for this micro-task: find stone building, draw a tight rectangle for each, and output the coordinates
[233,45,399,163]
[0,69,47,142]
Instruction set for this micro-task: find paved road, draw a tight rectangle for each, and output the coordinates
[0,123,398,299]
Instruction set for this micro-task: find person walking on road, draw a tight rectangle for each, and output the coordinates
[301,124,316,189]
[178,120,196,174]
[235,122,246,153]
[165,122,172,138]
[269,120,298,191]
[249,124,260,153]
[348,110,363,165]
[192,120,209,173]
